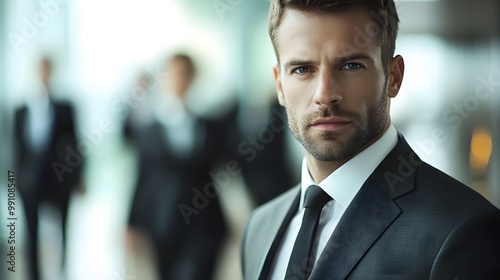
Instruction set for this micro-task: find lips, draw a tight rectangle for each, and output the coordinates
[310,117,351,131]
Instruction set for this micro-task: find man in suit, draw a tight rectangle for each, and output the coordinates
[14,57,83,280]
[241,1,500,279]
[226,99,297,206]
[126,54,227,280]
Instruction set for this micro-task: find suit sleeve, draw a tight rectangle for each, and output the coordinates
[430,210,500,279]
[241,210,255,279]
[56,103,83,188]
[68,105,83,187]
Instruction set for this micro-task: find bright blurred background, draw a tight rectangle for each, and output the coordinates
[0,0,499,279]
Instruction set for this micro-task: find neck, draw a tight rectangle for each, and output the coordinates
[307,119,391,183]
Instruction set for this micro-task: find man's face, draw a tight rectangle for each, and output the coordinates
[273,8,402,163]
[39,59,52,88]
[165,58,193,98]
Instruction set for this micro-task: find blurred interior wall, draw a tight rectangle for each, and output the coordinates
[1,4,9,280]
[4,0,70,103]
[392,0,499,206]
[1,0,7,168]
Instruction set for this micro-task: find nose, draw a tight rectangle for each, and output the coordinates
[313,69,342,106]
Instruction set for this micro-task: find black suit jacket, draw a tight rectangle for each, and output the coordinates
[242,134,500,279]
[128,118,227,242]
[14,100,81,197]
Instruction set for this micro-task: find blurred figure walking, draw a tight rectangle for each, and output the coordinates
[126,53,227,280]
[14,56,83,280]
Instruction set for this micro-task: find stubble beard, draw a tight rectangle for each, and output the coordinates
[286,90,388,162]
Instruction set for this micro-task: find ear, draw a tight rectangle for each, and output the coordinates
[387,55,405,98]
[273,65,286,106]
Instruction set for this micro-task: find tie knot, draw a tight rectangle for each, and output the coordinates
[304,185,332,209]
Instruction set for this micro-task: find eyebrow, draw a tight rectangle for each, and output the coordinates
[282,52,374,70]
[335,53,374,64]
[283,59,315,70]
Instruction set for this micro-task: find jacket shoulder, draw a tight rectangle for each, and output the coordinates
[413,162,497,213]
[242,185,299,279]
[15,106,27,118]
[53,101,74,113]
[246,185,299,229]
[430,209,500,278]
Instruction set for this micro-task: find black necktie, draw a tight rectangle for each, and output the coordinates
[286,185,332,279]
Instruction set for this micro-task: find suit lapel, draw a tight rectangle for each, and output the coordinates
[310,178,401,280]
[371,133,422,199]
[257,188,300,280]
[310,134,419,280]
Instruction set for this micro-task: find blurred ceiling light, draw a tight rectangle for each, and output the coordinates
[469,127,493,174]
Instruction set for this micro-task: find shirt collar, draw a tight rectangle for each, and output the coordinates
[300,124,398,208]
[155,93,195,127]
[28,86,51,114]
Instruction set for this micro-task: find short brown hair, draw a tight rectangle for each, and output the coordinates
[268,0,399,72]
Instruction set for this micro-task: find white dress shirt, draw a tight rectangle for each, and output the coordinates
[25,88,53,152]
[155,94,199,159]
[269,124,398,279]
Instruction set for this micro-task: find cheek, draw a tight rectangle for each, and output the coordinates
[280,76,316,107]
[342,74,384,106]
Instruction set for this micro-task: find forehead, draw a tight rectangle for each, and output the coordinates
[275,8,380,61]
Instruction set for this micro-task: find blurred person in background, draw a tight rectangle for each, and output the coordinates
[125,53,227,280]
[242,0,500,279]
[14,56,84,280]
[213,96,297,207]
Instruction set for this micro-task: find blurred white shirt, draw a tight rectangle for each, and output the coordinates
[155,93,198,159]
[25,87,53,152]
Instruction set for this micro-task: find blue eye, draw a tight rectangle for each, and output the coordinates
[341,63,362,70]
[293,67,311,74]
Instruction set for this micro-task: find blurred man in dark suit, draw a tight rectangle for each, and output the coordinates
[213,97,298,207]
[242,1,500,279]
[14,57,83,280]
[126,54,227,280]
[238,99,297,206]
